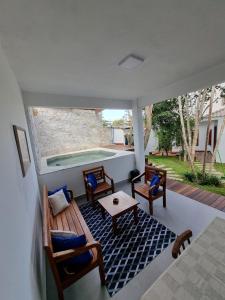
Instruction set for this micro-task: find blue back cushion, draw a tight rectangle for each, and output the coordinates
[87,173,97,191]
[150,175,160,196]
[48,185,71,202]
[52,234,93,267]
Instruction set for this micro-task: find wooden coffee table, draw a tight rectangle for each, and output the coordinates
[98,191,139,234]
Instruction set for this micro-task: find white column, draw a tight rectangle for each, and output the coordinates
[132,99,145,173]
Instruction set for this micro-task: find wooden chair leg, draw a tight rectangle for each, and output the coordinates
[99,263,106,285]
[91,195,96,208]
[163,193,166,208]
[57,289,64,300]
[149,201,153,215]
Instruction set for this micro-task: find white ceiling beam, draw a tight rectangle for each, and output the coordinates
[22,91,132,110]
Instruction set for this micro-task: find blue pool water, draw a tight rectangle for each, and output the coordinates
[47,150,116,167]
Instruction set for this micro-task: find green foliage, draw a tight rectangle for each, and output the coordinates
[184,171,221,186]
[184,172,196,182]
[152,99,182,154]
[149,155,225,196]
[157,129,173,155]
[112,118,125,127]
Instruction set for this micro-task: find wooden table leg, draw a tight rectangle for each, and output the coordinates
[112,217,118,234]
[101,206,105,219]
[133,206,138,224]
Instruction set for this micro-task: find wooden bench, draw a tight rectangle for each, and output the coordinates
[42,185,105,300]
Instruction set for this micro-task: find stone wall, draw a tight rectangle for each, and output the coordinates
[29,107,112,158]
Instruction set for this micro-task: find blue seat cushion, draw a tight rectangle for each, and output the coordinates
[87,173,98,191]
[150,175,160,196]
[52,233,93,267]
[48,185,71,202]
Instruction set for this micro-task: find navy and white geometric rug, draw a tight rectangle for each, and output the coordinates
[79,202,176,297]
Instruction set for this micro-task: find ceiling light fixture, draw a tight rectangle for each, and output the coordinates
[118,54,145,70]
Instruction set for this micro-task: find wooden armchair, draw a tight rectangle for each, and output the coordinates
[172,229,193,258]
[83,166,115,205]
[131,165,167,215]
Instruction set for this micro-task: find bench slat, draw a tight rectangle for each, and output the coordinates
[69,202,84,235]
[61,210,70,231]
[55,213,63,230]
[71,201,93,243]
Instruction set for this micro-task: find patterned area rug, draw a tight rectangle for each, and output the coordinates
[79,202,176,297]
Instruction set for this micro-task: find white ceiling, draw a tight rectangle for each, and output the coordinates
[1,0,225,102]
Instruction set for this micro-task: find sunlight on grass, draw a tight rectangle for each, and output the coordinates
[148,155,225,196]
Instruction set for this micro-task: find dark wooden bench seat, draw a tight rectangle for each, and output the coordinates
[43,185,105,300]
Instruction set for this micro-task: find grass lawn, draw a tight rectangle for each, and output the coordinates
[214,162,225,176]
[148,155,225,196]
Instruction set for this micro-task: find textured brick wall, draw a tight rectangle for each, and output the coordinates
[29,107,112,157]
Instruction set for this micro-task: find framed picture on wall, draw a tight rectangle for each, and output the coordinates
[13,125,31,177]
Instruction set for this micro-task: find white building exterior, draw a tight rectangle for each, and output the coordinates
[197,108,225,163]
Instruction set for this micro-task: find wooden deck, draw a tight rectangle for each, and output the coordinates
[167,178,225,212]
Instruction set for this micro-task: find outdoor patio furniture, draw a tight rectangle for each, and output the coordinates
[83,166,115,205]
[131,165,167,215]
[42,185,105,300]
[172,229,193,258]
[98,191,139,234]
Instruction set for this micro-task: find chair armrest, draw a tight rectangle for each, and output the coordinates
[104,172,113,181]
[67,190,73,200]
[159,176,166,186]
[53,241,102,263]
[84,177,94,193]
[131,172,145,184]
[104,172,114,186]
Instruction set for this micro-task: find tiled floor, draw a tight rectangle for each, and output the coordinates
[47,181,225,300]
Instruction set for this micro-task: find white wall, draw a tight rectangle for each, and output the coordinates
[112,128,125,144]
[217,118,225,163]
[145,130,158,154]
[196,120,217,153]
[0,45,45,300]
[38,153,135,197]
[23,91,132,110]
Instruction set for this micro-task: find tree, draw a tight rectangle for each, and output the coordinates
[144,105,153,150]
[178,96,195,172]
[152,99,181,156]
[202,86,215,176]
[112,118,125,127]
[157,129,173,156]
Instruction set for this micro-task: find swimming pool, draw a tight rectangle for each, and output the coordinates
[47,149,116,167]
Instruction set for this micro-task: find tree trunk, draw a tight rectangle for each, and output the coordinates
[202,87,214,176]
[178,96,195,173]
[210,117,225,169]
[185,96,192,147]
[144,104,153,150]
[191,90,206,162]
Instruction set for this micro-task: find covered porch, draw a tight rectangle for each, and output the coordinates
[46,179,225,300]
[1,1,225,300]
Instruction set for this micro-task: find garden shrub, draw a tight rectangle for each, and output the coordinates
[184,172,196,182]
[184,172,221,186]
